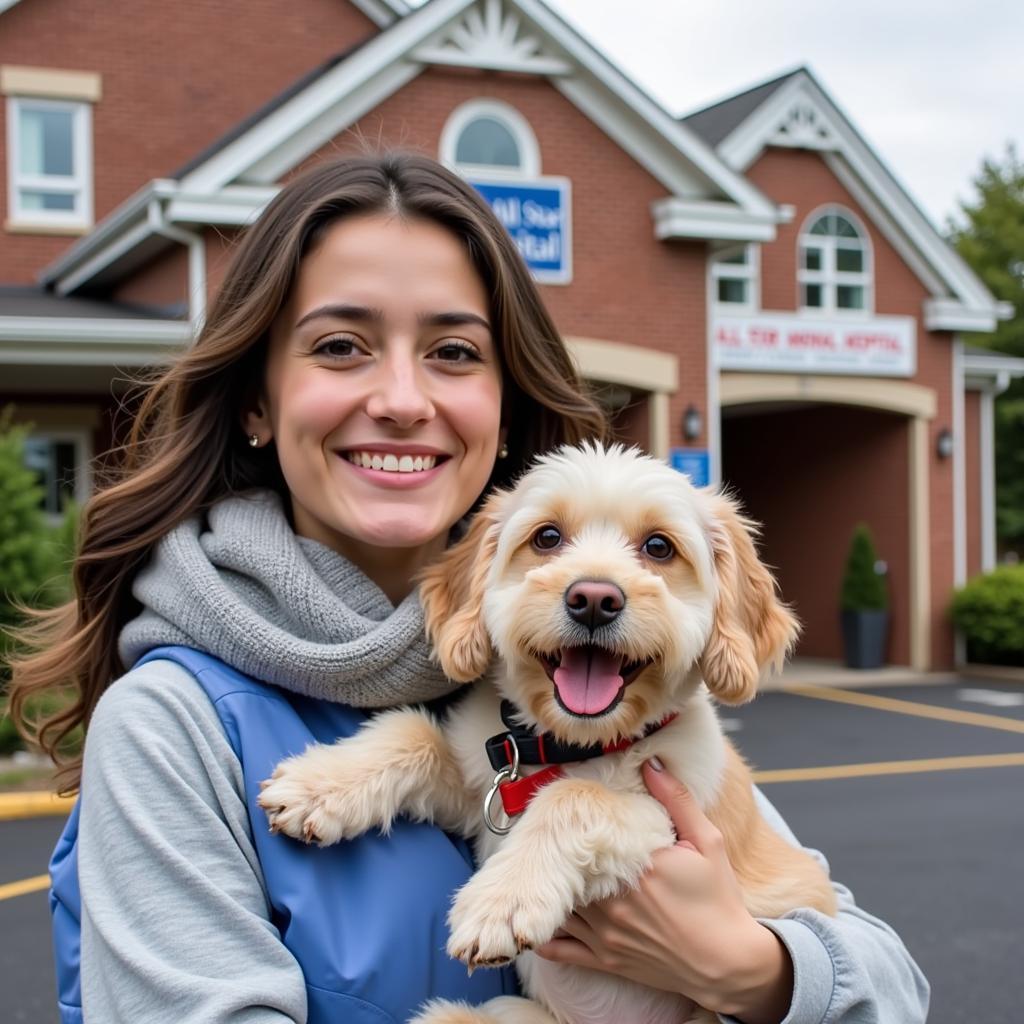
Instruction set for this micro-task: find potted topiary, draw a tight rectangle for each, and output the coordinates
[840,523,889,669]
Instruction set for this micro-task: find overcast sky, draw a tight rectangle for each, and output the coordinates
[539,0,1022,233]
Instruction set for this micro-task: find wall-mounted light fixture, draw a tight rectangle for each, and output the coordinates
[936,428,954,459]
[682,404,702,442]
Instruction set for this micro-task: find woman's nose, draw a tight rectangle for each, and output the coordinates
[364,356,434,427]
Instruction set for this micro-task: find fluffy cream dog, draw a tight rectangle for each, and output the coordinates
[259,443,836,1024]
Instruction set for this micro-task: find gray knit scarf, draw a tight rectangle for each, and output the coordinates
[119,489,457,706]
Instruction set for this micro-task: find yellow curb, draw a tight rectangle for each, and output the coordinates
[753,751,1024,784]
[0,791,74,821]
[0,873,50,902]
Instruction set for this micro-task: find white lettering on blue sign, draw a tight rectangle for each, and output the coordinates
[470,177,572,285]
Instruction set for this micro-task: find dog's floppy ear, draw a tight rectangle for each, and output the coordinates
[417,491,506,682]
[698,492,800,705]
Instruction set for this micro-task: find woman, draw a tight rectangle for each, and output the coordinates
[10,153,928,1024]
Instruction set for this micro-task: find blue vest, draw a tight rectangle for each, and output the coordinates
[49,646,515,1023]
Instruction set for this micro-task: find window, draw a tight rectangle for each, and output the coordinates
[7,96,92,227]
[440,99,540,178]
[798,209,871,313]
[22,430,91,517]
[711,243,758,309]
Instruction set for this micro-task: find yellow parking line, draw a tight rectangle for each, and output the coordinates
[753,751,1024,784]
[783,684,1024,734]
[0,873,50,902]
[0,791,74,821]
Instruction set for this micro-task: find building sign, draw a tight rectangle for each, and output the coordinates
[669,447,710,487]
[471,177,572,285]
[713,313,916,377]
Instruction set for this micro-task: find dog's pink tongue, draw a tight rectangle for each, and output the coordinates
[553,647,624,715]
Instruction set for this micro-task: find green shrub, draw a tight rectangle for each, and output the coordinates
[840,523,888,611]
[0,409,79,752]
[951,565,1024,666]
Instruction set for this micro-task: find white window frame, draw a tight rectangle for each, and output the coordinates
[710,242,759,311]
[6,95,93,228]
[797,205,873,316]
[439,98,541,179]
[22,427,93,521]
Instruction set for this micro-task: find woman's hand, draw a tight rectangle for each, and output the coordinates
[534,758,794,1024]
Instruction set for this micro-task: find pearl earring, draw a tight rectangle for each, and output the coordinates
[248,434,260,448]
[498,443,509,459]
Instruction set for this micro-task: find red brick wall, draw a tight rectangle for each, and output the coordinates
[111,245,188,310]
[965,390,983,580]
[294,68,710,451]
[0,0,376,282]
[745,148,956,667]
[723,405,910,665]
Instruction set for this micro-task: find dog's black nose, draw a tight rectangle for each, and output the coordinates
[565,580,625,629]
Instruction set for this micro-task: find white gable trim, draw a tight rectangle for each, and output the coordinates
[714,69,1001,326]
[413,0,572,75]
[349,0,409,28]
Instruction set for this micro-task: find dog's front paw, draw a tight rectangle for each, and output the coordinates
[257,744,377,846]
[446,869,563,969]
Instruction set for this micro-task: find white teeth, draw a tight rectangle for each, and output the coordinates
[345,451,439,473]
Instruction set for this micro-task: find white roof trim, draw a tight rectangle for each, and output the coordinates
[42,183,279,294]
[714,69,1002,326]
[924,298,1013,334]
[0,0,23,13]
[0,317,189,368]
[349,0,410,28]
[651,197,777,243]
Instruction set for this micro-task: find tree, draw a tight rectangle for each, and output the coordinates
[949,145,1024,554]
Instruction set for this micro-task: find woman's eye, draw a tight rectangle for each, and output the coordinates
[314,336,360,359]
[532,525,562,551]
[432,342,481,363]
[642,534,674,560]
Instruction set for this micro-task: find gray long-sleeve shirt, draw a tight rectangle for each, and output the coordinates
[78,659,930,1023]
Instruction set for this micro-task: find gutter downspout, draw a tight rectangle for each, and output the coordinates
[146,199,206,337]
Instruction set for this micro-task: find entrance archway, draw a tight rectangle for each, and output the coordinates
[719,373,936,669]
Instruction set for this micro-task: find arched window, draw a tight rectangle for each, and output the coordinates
[439,99,540,178]
[798,208,872,313]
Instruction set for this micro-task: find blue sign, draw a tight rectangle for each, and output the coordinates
[471,177,572,284]
[669,447,710,487]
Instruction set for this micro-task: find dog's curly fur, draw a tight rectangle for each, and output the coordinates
[259,443,836,1024]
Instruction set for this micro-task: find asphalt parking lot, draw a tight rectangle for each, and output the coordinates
[2,676,1022,1023]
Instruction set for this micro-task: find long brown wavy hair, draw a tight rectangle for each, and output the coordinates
[8,153,608,793]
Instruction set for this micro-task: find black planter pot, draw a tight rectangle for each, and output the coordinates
[840,609,889,669]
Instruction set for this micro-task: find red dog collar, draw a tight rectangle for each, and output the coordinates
[482,709,677,835]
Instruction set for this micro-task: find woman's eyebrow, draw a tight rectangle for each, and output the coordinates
[418,311,491,332]
[294,303,384,329]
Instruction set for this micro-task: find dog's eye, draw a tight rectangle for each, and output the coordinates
[532,525,563,551]
[642,534,674,560]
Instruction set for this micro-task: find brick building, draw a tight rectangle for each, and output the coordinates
[1,0,1021,669]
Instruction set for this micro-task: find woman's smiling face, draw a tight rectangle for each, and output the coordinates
[247,213,503,588]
